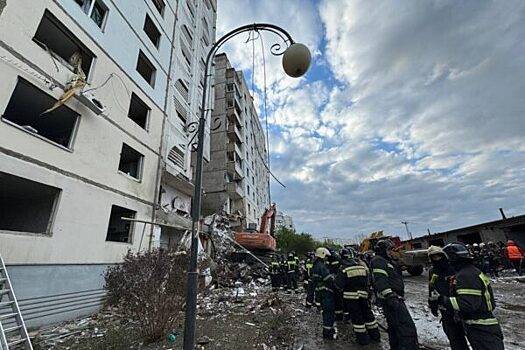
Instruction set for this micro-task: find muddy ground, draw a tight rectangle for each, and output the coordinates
[34,272,524,349]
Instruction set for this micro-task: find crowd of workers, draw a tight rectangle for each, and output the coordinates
[268,238,524,349]
[466,240,524,276]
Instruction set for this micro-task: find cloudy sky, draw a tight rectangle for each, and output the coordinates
[216,0,525,241]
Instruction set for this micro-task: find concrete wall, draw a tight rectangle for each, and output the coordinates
[0,0,161,265]
[6,264,109,329]
[202,54,270,227]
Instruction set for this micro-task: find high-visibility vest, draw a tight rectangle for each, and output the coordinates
[507,245,523,260]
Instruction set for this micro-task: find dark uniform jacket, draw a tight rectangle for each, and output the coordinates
[270,260,281,275]
[304,259,314,281]
[371,255,405,299]
[311,259,334,294]
[336,258,369,299]
[327,254,340,275]
[443,264,498,326]
[428,265,455,297]
[287,257,298,273]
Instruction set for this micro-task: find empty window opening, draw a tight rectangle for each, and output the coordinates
[136,50,156,87]
[144,14,161,48]
[105,205,135,243]
[127,93,150,129]
[2,78,79,148]
[33,10,95,76]
[0,172,61,234]
[151,0,165,16]
[118,143,144,180]
[168,146,185,169]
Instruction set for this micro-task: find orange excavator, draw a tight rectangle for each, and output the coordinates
[234,203,277,252]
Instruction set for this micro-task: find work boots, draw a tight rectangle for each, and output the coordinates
[322,327,337,340]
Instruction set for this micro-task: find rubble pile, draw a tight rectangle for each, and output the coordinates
[31,307,131,349]
[204,214,268,287]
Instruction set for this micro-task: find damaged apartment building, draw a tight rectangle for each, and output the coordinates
[202,53,270,229]
[0,0,216,327]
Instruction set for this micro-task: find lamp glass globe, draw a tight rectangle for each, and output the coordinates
[282,43,311,78]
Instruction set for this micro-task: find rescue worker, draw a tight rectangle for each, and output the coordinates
[304,253,315,307]
[505,240,524,276]
[427,246,468,350]
[269,256,282,291]
[371,239,419,350]
[337,247,380,345]
[327,249,344,321]
[286,252,299,292]
[441,243,504,350]
[310,247,337,339]
[279,255,288,290]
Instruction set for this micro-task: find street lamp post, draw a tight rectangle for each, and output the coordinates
[183,23,311,350]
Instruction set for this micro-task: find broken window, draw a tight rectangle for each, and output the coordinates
[136,50,156,87]
[105,205,135,243]
[2,78,79,148]
[144,14,161,48]
[127,93,150,129]
[151,0,165,16]
[0,172,61,234]
[118,143,144,180]
[33,10,95,76]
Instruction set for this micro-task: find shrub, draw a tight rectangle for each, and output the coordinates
[104,249,188,343]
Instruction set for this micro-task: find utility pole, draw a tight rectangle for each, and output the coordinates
[401,221,413,240]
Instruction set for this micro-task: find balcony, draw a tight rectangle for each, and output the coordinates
[227,141,243,158]
[227,122,243,143]
[226,160,244,179]
[227,107,242,128]
[227,181,244,199]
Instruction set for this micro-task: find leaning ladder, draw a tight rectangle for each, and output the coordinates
[0,255,32,350]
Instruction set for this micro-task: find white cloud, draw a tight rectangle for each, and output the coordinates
[218,0,525,239]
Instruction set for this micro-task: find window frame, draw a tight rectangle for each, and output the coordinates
[105,205,136,244]
[117,143,145,182]
[73,0,109,31]
[136,50,157,88]
[0,172,62,237]
[1,77,81,151]
[143,13,161,49]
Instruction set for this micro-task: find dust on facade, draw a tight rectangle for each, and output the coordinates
[0,0,267,328]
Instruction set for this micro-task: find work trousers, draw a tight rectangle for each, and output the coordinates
[305,280,315,307]
[464,323,504,350]
[345,297,380,345]
[270,273,281,291]
[280,271,288,289]
[440,311,468,350]
[382,297,419,350]
[321,291,336,338]
[512,260,523,276]
[287,271,298,291]
[334,290,344,321]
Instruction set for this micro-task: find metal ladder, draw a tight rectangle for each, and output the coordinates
[0,255,32,350]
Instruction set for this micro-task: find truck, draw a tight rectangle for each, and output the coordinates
[359,231,427,276]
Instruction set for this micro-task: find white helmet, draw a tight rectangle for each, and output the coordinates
[427,245,445,257]
[473,243,479,247]
[479,242,486,247]
[315,247,331,259]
